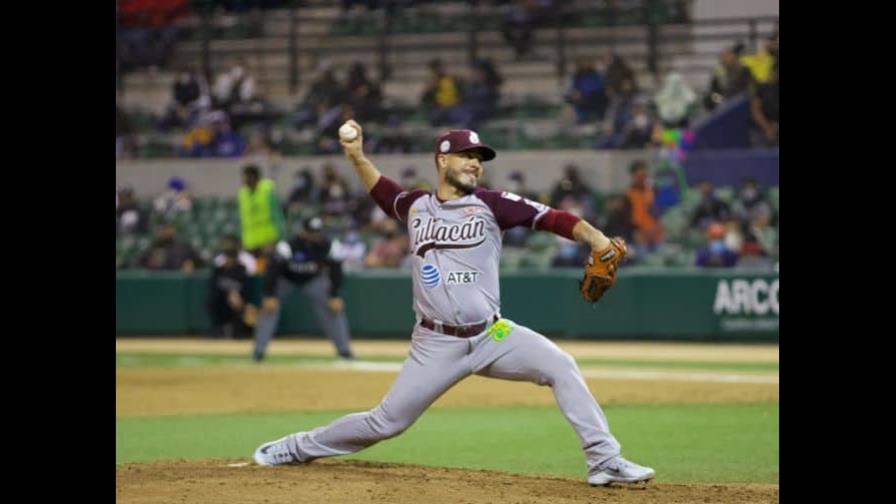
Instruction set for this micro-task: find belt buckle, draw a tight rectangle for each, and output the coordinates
[434,320,444,333]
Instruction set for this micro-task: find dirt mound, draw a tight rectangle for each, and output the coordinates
[116,459,779,504]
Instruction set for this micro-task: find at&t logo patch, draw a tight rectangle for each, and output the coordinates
[446,271,480,285]
[421,264,441,289]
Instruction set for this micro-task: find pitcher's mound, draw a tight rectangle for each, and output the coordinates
[117,458,778,503]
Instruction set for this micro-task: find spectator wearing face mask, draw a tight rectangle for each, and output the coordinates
[695,222,739,268]
[597,78,654,149]
[690,180,732,231]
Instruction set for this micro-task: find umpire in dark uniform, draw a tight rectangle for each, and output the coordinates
[253,216,354,362]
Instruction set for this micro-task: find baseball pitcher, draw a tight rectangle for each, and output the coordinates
[253,121,654,486]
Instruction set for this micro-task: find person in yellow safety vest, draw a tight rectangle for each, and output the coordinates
[741,35,778,84]
[238,165,285,272]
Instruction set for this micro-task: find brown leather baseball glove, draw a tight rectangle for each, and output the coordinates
[579,237,627,303]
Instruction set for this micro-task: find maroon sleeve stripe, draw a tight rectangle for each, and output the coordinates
[534,209,581,241]
[369,176,427,222]
[370,176,403,218]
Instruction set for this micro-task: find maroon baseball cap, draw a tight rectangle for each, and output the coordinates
[434,129,496,161]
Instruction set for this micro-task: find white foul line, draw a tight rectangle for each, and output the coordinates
[299,361,779,384]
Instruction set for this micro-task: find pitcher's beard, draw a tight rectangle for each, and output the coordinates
[446,171,477,195]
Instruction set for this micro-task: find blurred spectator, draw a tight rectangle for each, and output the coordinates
[207,235,258,339]
[601,194,634,243]
[331,230,368,272]
[318,163,353,217]
[373,128,414,154]
[180,111,246,158]
[507,170,539,202]
[153,176,193,217]
[116,187,149,236]
[745,204,777,258]
[213,114,248,157]
[653,166,682,214]
[500,0,553,58]
[597,78,653,149]
[549,164,592,209]
[244,130,278,159]
[741,35,778,84]
[345,61,384,123]
[551,192,590,266]
[365,220,409,268]
[317,103,356,154]
[552,241,589,268]
[565,56,608,124]
[213,60,261,115]
[287,168,317,212]
[723,219,744,254]
[158,66,211,131]
[625,161,664,255]
[400,166,432,192]
[421,59,467,127]
[654,72,697,128]
[238,164,285,261]
[213,233,258,275]
[695,222,738,268]
[690,180,732,230]
[294,63,344,129]
[365,204,393,235]
[704,44,754,111]
[736,234,775,269]
[749,64,779,148]
[604,53,637,98]
[462,59,503,129]
[137,223,201,272]
[732,178,774,225]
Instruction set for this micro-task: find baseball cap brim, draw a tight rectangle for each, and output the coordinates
[455,145,497,161]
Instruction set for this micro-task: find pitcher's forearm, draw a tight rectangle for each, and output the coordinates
[347,154,382,192]
[572,220,611,251]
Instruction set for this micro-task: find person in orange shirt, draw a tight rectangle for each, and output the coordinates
[625,161,665,256]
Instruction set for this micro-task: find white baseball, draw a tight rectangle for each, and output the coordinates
[339,123,358,141]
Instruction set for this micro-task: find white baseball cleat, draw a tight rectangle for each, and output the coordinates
[588,456,655,486]
[253,436,299,466]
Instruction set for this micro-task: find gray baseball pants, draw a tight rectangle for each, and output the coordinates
[280,318,621,472]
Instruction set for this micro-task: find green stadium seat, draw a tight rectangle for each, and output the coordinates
[768,187,779,212]
[525,232,556,252]
[518,250,553,270]
[715,186,735,204]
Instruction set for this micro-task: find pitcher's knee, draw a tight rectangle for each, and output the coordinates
[549,350,578,372]
[367,408,413,439]
[545,351,581,382]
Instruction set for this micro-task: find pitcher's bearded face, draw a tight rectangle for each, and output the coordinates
[442,151,484,194]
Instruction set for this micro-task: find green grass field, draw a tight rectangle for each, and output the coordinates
[116,403,778,483]
[117,341,778,486]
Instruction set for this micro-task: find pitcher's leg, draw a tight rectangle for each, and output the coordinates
[289,329,471,461]
[471,321,621,470]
